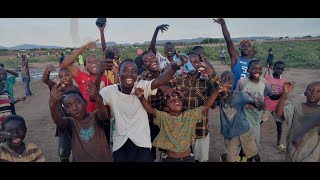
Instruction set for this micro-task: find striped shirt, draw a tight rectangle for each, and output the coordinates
[0,91,12,123]
[0,143,45,162]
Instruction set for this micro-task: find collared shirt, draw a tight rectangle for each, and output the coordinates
[169,73,219,138]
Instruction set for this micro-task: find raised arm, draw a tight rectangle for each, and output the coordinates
[49,83,68,129]
[199,54,217,78]
[276,82,294,119]
[95,49,114,90]
[63,40,98,77]
[202,84,231,112]
[134,87,156,116]
[151,50,187,90]
[99,23,107,51]
[42,64,56,90]
[6,69,18,77]
[84,79,109,122]
[11,96,27,105]
[213,18,239,69]
[149,24,169,55]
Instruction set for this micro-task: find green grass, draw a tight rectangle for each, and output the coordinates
[1,39,320,69]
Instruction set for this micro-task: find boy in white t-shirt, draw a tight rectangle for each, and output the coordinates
[98,58,186,162]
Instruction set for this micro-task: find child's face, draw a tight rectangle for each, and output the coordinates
[0,68,7,81]
[59,70,73,86]
[85,56,99,75]
[273,64,285,76]
[165,94,183,113]
[142,52,159,72]
[248,63,262,80]
[63,94,86,120]
[305,83,320,103]
[221,74,234,88]
[239,42,252,56]
[164,44,175,57]
[4,120,27,147]
[119,62,137,89]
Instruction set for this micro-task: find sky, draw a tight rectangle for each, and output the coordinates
[1,18,320,48]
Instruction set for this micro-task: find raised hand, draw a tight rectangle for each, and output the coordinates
[98,49,114,74]
[156,24,169,33]
[111,60,119,75]
[45,63,56,73]
[83,78,102,102]
[49,82,65,106]
[173,50,188,70]
[284,81,294,94]
[213,18,225,25]
[134,87,144,99]
[18,95,27,102]
[85,39,99,49]
[217,83,232,93]
[98,23,107,31]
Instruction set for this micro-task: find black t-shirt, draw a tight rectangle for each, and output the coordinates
[59,56,65,64]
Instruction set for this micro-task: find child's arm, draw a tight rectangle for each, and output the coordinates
[11,96,27,105]
[98,23,107,52]
[42,64,56,90]
[63,40,98,77]
[292,111,320,148]
[149,24,169,55]
[49,83,68,129]
[134,87,156,116]
[213,18,239,70]
[245,92,265,110]
[151,51,187,90]
[275,82,294,119]
[94,49,114,90]
[84,79,109,122]
[5,69,18,77]
[202,84,232,112]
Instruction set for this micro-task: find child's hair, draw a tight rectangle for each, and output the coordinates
[248,60,262,69]
[0,64,4,68]
[186,52,201,59]
[306,81,320,91]
[273,61,285,69]
[191,46,204,53]
[1,115,27,131]
[118,59,136,72]
[268,48,272,52]
[59,67,69,73]
[62,90,86,107]
[164,42,174,47]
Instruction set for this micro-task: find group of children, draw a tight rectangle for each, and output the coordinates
[0,18,319,162]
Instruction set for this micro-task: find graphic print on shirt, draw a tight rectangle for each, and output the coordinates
[222,103,237,120]
[80,126,95,143]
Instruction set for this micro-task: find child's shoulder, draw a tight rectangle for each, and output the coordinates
[25,142,40,150]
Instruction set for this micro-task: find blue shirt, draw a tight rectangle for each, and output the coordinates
[219,91,253,139]
[232,56,250,90]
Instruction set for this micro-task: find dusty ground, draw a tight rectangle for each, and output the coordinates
[11,61,320,162]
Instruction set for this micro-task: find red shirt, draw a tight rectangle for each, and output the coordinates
[74,69,112,112]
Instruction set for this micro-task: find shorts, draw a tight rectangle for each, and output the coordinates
[192,133,210,162]
[224,129,259,162]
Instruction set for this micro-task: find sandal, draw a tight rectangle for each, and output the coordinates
[275,144,286,152]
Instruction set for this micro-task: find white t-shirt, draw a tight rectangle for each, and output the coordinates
[99,80,158,152]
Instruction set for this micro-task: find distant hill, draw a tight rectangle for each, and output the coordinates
[0,36,276,50]
[0,44,64,50]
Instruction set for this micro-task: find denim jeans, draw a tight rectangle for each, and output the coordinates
[22,77,32,96]
[58,130,72,161]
